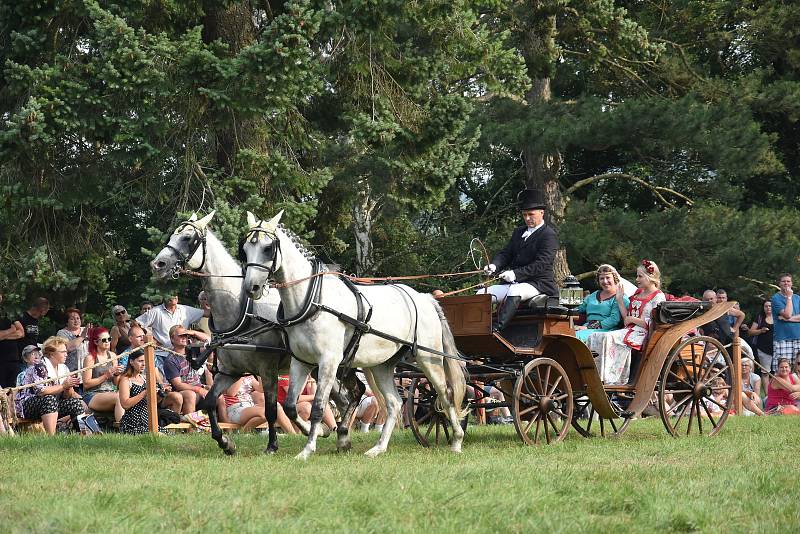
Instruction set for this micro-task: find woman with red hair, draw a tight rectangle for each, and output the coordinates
[81,326,124,422]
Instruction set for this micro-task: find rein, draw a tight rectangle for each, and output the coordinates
[268,268,487,289]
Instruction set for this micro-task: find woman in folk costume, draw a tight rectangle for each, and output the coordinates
[586,260,665,384]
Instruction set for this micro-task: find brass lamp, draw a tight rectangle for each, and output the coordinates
[559,275,584,308]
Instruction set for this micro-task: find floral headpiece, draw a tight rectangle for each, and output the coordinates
[641,259,655,274]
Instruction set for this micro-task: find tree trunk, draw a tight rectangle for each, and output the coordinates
[353,184,379,276]
[521,10,571,284]
[202,3,258,176]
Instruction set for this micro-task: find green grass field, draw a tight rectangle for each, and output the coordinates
[1,416,798,533]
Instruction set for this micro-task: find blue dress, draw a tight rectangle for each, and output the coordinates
[575,291,630,343]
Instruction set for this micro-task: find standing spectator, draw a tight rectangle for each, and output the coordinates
[716,289,736,328]
[162,325,210,414]
[193,292,212,337]
[56,308,90,372]
[770,273,800,373]
[0,293,25,388]
[17,297,50,364]
[82,327,124,423]
[15,336,85,435]
[134,294,206,349]
[109,305,132,354]
[748,300,774,393]
[139,301,154,315]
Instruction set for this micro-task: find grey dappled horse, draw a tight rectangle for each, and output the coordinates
[150,212,364,455]
[241,211,467,460]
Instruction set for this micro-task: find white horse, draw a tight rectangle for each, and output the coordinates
[241,210,467,459]
[150,212,364,455]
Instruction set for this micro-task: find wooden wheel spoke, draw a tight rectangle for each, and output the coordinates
[546,374,562,396]
[608,417,618,433]
[524,411,538,434]
[552,393,568,402]
[519,405,537,417]
[686,399,696,435]
[519,391,539,403]
[424,420,436,439]
[442,422,450,443]
[696,400,704,434]
[666,389,693,394]
[543,366,552,395]
[705,395,728,411]
[703,366,729,385]
[542,414,551,444]
[672,396,692,429]
[667,369,693,387]
[670,393,693,414]
[675,357,696,386]
[700,400,719,428]
[417,410,433,425]
[533,416,542,443]
[525,375,541,396]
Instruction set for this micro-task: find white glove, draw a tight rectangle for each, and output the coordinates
[499,270,516,283]
[484,263,497,275]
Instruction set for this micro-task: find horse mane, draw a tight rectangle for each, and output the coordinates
[277,223,328,272]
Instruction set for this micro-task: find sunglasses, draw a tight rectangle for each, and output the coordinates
[175,333,191,339]
[98,337,111,342]
[115,310,127,315]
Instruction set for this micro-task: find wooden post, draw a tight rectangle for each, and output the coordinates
[144,335,159,434]
[732,335,743,416]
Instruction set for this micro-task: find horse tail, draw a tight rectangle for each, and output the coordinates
[431,297,468,419]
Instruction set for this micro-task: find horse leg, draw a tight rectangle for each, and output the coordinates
[284,358,313,436]
[202,372,238,456]
[416,354,465,453]
[329,369,365,452]
[363,364,403,458]
[295,357,339,461]
[260,364,280,454]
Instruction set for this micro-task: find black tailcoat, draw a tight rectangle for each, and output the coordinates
[492,224,559,297]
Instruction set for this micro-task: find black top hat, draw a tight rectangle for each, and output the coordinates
[517,189,546,210]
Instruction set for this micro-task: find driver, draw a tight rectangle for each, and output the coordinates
[480,189,559,332]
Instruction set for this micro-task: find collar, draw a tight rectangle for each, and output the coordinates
[522,222,545,236]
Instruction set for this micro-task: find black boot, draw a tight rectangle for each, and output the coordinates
[493,296,521,332]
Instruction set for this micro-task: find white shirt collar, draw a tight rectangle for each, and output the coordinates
[522,222,545,238]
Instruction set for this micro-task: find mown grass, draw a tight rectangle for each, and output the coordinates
[1,416,798,533]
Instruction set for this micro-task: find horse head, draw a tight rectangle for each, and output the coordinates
[151,211,215,279]
[242,210,284,299]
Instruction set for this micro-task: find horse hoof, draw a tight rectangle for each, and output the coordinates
[337,441,352,453]
[364,447,384,458]
[220,436,236,456]
[264,446,278,455]
[294,450,312,461]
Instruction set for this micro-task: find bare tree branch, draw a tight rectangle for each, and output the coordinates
[565,172,693,208]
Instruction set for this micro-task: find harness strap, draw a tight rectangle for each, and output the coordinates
[209,297,254,338]
[339,276,373,370]
[276,260,324,327]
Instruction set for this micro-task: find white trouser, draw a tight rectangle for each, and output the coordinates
[477,282,541,305]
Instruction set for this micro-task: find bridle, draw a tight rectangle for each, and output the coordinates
[163,221,207,279]
[240,226,281,282]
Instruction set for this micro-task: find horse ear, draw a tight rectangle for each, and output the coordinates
[246,211,258,228]
[195,210,215,230]
[189,212,198,221]
[263,210,284,232]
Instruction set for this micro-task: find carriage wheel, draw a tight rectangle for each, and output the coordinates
[513,358,573,445]
[571,395,630,438]
[658,336,732,437]
[405,378,467,447]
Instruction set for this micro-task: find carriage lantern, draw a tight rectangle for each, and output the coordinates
[559,275,584,308]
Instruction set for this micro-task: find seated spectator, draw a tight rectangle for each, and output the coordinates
[109,305,132,354]
[574,264,629,343]
[277,374,337,432]
[353,373,386,432]
[14,336,85,435]
[124,325,183,414]
[766,357,800,415]
[16,345,42,385]
[55,308,90,372]
[82,327,124,423]
[740,358,765,416]
[221,375,268,430]
[748,300,773,395]
[703,377,729,417]
[118,351,161,434]
[483,384,513,425]
[163,325,210,415]
[585,260,665,385]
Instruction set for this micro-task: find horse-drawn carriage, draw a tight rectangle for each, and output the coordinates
[400,293,739,446]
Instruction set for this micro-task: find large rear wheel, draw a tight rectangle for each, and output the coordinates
[512,358,573,445]
[406,378,468,447]
[658,336,732,437]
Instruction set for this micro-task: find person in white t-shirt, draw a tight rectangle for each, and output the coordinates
[134,295,208,348]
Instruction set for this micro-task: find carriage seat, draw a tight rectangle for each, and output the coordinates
[516,295,576,317]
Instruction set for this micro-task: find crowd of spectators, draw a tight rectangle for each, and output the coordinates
[3,268,800,436]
